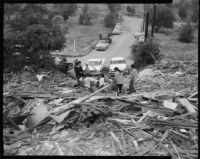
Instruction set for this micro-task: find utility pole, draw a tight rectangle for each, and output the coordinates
[145,12,149,42]
[151,4,157,37]
[74,40,76,55]
[143,4,145,31]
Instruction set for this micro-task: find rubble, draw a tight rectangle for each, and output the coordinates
[3,61,198,157]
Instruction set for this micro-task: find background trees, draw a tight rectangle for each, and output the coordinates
[154,5,175,32]
[3,4,66,70]
[126,5,135,16]
[104,4,121,29]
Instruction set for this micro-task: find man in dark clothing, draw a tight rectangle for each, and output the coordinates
[74,61,85,86]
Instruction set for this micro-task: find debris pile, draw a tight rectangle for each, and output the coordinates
[3,61,198,157]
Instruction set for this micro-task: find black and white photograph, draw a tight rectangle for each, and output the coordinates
[3,1,198,157]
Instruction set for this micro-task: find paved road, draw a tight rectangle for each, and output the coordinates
[68,16,143,67]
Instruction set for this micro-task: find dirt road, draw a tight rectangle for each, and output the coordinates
[68,16,143,67]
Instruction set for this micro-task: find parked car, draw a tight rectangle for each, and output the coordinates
[95,39,110,51]
[112,27,121,35]
[109,57,128,76]
[115,23,121,29]
[138,36,145,42]
[134,32,144,38]
[83,58,105,75]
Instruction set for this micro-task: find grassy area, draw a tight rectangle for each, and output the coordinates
[59,4,110,56]
[154,27,198,61]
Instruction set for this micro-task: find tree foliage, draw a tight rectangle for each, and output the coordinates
[179,23,194,43]
[178,4,187,20]
[154,5,175,32]
[104,13,117,29]
[53,4,77,23]
[191,0,199,23]
[3,4,66,70]
[131,38,160,70]
[79,4,93,25]
[126,5,135,16]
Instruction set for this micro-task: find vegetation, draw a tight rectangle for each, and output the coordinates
[126,5,135,16]
[191,0,199,23]
[53,4,77,23]
[154,5,175,32]
[131,38,160,70]
[3,4,66,70]
[104,13,117,29]
[179,23,194,43]
[178,4,187,20]
[79,4,93,25]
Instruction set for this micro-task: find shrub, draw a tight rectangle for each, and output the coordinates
[126,5,135,16]
[79,4,92,25]
[131,37,160,69]
[154,4,176,32]
[104,13,117,29]
[179,23,194,43]
[178,5,187,20]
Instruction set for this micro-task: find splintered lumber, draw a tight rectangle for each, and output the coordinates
[51,84,109,124]
[118,99,175,115]
[177,98,196,114]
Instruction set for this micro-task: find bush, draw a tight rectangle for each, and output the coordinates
[79,4,92,25]
[155,5,176,32]
[126,5,135,16]
[104,13,117,29]
[178,5,187,20]
[131,37,160,69]
[179,23,194,43]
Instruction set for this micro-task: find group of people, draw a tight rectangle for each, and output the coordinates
[114,64,137,96]
[73,59,137,96]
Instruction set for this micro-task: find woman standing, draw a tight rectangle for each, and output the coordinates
[114,67,124,96]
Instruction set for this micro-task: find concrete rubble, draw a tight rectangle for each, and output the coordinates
[3,61,198,157]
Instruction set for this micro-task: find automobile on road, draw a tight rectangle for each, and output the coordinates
[134,32,144,38]
[109,57,128,76]
[83,58,105,75]
[95,39,110,51]
[112,27,121,35]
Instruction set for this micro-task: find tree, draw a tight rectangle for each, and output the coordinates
[178,5,187,20]
[53,4,77,23]
[131,38,160,70]
[3,4,66,70]
[191,0,199,23]
[104,13,117,29]
[79,4,92,25]
[179,23,194,43]
[126,5,135,16]
[107,4,121,19]
[154,5,175,32]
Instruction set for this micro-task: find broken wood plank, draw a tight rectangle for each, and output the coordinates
[51,84,109,124]
[177,98,196,114]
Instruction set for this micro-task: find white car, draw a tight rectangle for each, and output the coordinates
[95,40,109,51]
[116,23,121,28]
[109,57,127,76]
[138,36,145,42]
[112,27,121,35]
[134,32,144,38]
[83,58,105,74]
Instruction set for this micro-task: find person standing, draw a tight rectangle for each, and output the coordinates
[84,64,90,76]
[74,61,85,86]
[74,59,78,66]
[114,67,124,96]
[128,64,137,94]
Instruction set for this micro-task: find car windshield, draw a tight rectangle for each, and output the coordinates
[111,60,125,64]
[88,61,101,66]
